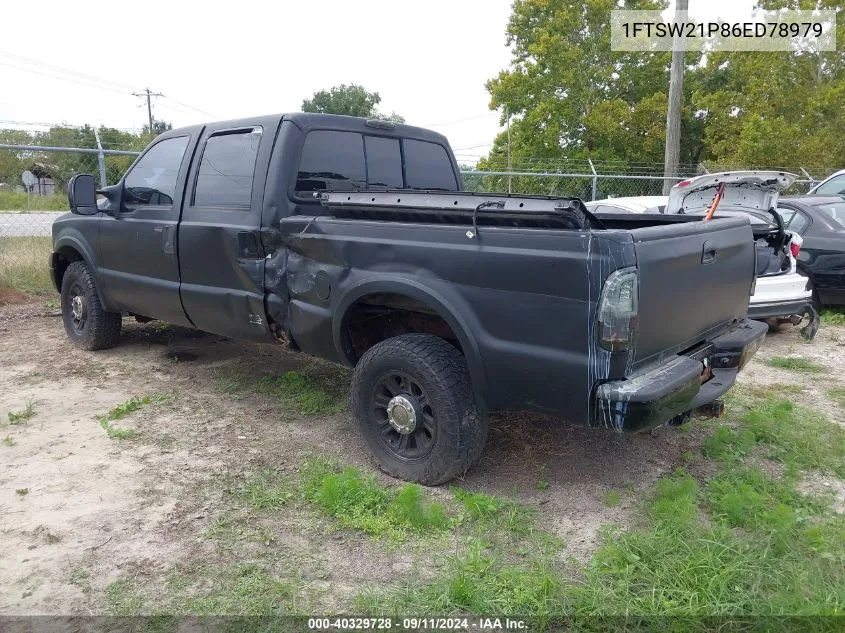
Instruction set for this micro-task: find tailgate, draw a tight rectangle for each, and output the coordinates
[631,216,755,367]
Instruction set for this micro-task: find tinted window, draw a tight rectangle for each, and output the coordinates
[124,136,189,207]
[816,174,845,195]
[194,128,262,207]
[365,136,403,188]
[403,140,458,190]
[296,131,365,194]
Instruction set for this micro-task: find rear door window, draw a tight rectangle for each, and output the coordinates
[364,136,403,188]
[193,128,262,208]
[296,131,366,194]
[403,139,458,190]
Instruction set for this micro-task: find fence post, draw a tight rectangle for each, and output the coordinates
[587,158,597,201]
[93,129,107,188]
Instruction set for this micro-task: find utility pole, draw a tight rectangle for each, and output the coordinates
[506,109,512,194]
[133,87,163,133]
[662,0,688,195]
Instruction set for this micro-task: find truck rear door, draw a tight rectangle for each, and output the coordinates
[177,117,279,341]
[629,216,756,369]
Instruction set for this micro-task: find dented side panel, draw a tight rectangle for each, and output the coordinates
[278,215,636,422]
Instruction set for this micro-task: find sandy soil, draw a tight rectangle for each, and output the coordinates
[1,304,842,614]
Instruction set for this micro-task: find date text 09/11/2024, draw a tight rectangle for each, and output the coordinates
[307,617,528,630]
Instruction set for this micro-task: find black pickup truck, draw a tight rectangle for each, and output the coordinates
[51,113,767,484]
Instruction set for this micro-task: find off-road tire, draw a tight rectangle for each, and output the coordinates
[60,261,122,350]
[351,334,487,485]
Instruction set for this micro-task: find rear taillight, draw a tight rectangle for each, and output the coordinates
[789,241,801,258]
[598,268,639,351]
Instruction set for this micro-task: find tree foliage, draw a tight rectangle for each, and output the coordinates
[0,124,161,192]
[302,84,405,123]
[482,0,845,185]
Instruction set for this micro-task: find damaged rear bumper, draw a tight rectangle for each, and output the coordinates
[595,319,768,431]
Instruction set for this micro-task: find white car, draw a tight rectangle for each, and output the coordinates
[587,172,819,339]
[807,169,845,196]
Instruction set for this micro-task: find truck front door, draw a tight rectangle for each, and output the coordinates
[98,134,194,326]
[177,120,276,341]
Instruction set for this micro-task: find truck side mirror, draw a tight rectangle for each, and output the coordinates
[67,174,99,216]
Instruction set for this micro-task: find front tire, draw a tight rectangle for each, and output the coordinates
[351,334,487,485]
[60,261,122,350]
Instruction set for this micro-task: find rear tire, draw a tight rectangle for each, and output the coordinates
[60,261,122,350]
[351,334,487,485]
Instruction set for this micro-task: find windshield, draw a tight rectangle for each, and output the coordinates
[815,202,845,228]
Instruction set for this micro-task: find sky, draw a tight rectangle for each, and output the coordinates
[1,0,757,163]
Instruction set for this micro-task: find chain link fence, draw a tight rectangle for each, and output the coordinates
[0,144,835,237]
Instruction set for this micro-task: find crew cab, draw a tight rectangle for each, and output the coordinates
[50,113,767,484]
[587,172,820,339]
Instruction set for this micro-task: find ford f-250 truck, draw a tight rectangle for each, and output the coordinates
[51,113,767,484]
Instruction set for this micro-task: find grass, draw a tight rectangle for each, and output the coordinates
[0,191,68,211]
[3,435,14,447]
[705,396,845,477]
[602,490,621,508]
[7,399,35,424]
[828,388,845,408]
[16,488,28,496]
[235,468,294,511]
[0,236,54,302]
[300,459,449,541]
[107,564,299,623]
[98,394,168,440]
[767,356,826,373]
[357,542,562,624]
[820,307,845,326]
[215,364,349,415]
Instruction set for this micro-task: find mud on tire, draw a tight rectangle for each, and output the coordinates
[60,261,122,350]
[351,334,487,485]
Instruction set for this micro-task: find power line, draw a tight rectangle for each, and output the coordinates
[132,88,164,131]
[0,50,136,92]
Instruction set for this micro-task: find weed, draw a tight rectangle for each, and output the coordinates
[3,435,14,447]
[301,459,449,540]
[820,307,845,326]
[536,480,549,491]
[7,399,35,424]
[98,394,168,439]
[602,491,621,508]
[16,488,29,496]
[767,356,826,373]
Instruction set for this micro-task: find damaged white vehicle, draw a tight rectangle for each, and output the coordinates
[587,172,820,340]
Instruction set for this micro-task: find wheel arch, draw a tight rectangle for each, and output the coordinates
[333,279,488,404]
[52,236,110,310]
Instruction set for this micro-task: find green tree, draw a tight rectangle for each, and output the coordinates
[482,0,675,188]
[692,0,845,170]
[302,84,405,123]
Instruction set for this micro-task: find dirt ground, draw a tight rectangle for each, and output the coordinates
[1,303,843,615]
